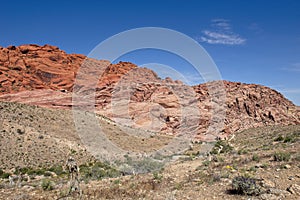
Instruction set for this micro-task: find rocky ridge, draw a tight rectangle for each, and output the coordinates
[0,44,299,140]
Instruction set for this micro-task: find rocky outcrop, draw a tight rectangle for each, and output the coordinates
[0,44,137,95]
[0,44,299,141]
[193,81,300,138]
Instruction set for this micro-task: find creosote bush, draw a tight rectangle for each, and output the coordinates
[0,168,11,179]
[80,161,120,181]
[211,140,233,154]
[273,152,291,162]
[231,176,261,196]
[252,154,260,162]
[41,179,55,191]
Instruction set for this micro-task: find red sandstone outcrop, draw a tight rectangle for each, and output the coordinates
[0,44,299,141]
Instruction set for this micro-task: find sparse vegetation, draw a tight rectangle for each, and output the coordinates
[0,168,11,179]
[231,176,261,196]
[41,179,55,191]
[273,151,291,162]
[274,131,299,143]
[252,154,260,162]
[48,165,66,176]
[211,140,233,154]
[152,172,163,182]
[202,160,211,166]
[0,99,299,199]
[121,156,165,174]
[238,148,248,155]
[80,161,120,181]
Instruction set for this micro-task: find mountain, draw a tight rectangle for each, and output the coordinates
[0,44,299,141]
[0,44,300,200]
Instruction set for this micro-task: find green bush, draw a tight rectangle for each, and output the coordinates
[41,179,55,191]
[211,140,233,154]
[238,149,248,155]
[152,172,163,182]
[202,160,210,166]
[48,165,66,176]
[283,135,295,143]
[252,154,260,162]
[80,162,120,180]
[26,168,47,176]
[273,152,291,162]
[231,176,261,196]
[274,133,298,143]
[0,169,11,179]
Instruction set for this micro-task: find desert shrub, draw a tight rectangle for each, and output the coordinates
[202,160,210,166]
[131,158,164,174]
[80,161,120,181]
[231,176,261,196]
[26,168,47,176]
[283,135,296,143]
[211,140,233,154]
[152,172,163,182]
[113,179,121,185]
[121,156,164,174]
[213,155,224,162]
[275,132,298,143]
[252,154,260,162]
[248,166,257,172]
[14,167,33,175]
[238,149,248,155]
[41,179,55,191]
[0,173,11,179]
[0,169,11,179]
[273,152,291,162]
[48,165,66,176]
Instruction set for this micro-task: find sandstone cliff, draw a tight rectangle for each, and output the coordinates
[0,44,299,140]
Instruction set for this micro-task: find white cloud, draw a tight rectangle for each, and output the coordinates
[289,63,300,72]
[279,89,300,94]
[282,63,300,72]
[211,19,231,30]
[200,31,246,45]
[199,19,246,45]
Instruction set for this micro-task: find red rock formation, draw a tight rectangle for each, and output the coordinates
[193,81,300,138]
[0,44,299,141]
[0,44,137,94]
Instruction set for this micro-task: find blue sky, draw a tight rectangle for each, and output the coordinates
[1,0,299,105]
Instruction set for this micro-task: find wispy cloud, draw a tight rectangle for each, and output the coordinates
[199,19,246,45]
[281,63,300,72]
[279,89,300,94]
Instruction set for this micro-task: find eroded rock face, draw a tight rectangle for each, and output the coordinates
[0,44,137,109]
[0,44,299,141]
[0,44,138,93]
[193,81,300,137]
[0,44,81,93]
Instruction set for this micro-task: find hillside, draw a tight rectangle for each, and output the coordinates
[0,44,300,199]
[0,101,299,199]
[0,44,299,141]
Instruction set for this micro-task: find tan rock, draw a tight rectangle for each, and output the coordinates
[287,184,300,195]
